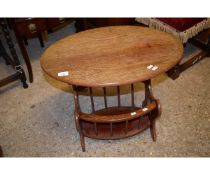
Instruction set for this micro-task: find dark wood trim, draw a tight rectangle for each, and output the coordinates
[0,73,20,87]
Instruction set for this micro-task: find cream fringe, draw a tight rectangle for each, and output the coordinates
[135,18,210,43]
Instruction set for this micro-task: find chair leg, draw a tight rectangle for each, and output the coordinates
[0,40,10,65]
[23,36,28,46]
[19,71,28,88]
[10,20,33,83]
[1,19,29,89]
[38,33,44,48]
[13,65,28,88]
[1,52,11,65]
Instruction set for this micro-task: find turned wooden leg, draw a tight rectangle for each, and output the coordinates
[72,86,86,151]
[74,114,86,152]
[23,36,28,46]
[38,33,44,48]
[143,80,161,141]
[19,71,28,88]
[150,120,157,142]
[0,40,10,65]
[1,19,29,88]
[149,107,158,141]
[150,119,157,141]
[11,20,33,83]
[74,115,86,152]
[150,99,161,141]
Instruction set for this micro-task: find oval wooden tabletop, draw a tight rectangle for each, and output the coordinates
[40,26,183,87]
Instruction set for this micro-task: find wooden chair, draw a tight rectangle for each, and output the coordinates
[10,18,47,83]
[72,80,161,151]
[10,18,74,83]
[0,19,28,89]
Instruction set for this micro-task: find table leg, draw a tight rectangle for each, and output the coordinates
[74,112,85,152]
[72,85,86,152]
[149,99,161,141]
[143,80,162,141]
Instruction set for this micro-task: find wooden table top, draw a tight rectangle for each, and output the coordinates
[40,26,183,87]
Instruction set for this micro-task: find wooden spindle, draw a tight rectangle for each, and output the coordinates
[131,84,135,107]
[73,85,81,112]
[138,117,141,129]
[143,80,155,106]
[75,88,80,110]
[103,87,108,108]
[94,122,98,136]
[125,120,128,135]
[110,122,113,136]
[117,86,121,107]
[89,87,95,112]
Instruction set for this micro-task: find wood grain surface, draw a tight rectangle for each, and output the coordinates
[40,26,183,87]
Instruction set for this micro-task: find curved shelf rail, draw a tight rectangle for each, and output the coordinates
[72,81,161,151]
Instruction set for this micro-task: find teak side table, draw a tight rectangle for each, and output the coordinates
[40,26,183,151]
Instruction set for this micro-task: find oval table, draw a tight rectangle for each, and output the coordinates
[40,26,183,151]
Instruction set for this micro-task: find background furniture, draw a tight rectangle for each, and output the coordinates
[9,18,73,83]
[0,18,28,89]
[40,26,183,151]
[75,18,136,32]
[136,18,210,79]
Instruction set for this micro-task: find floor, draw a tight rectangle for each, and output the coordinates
[0,22,210,157]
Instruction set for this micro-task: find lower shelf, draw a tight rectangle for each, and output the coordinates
[80,115,150,140]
